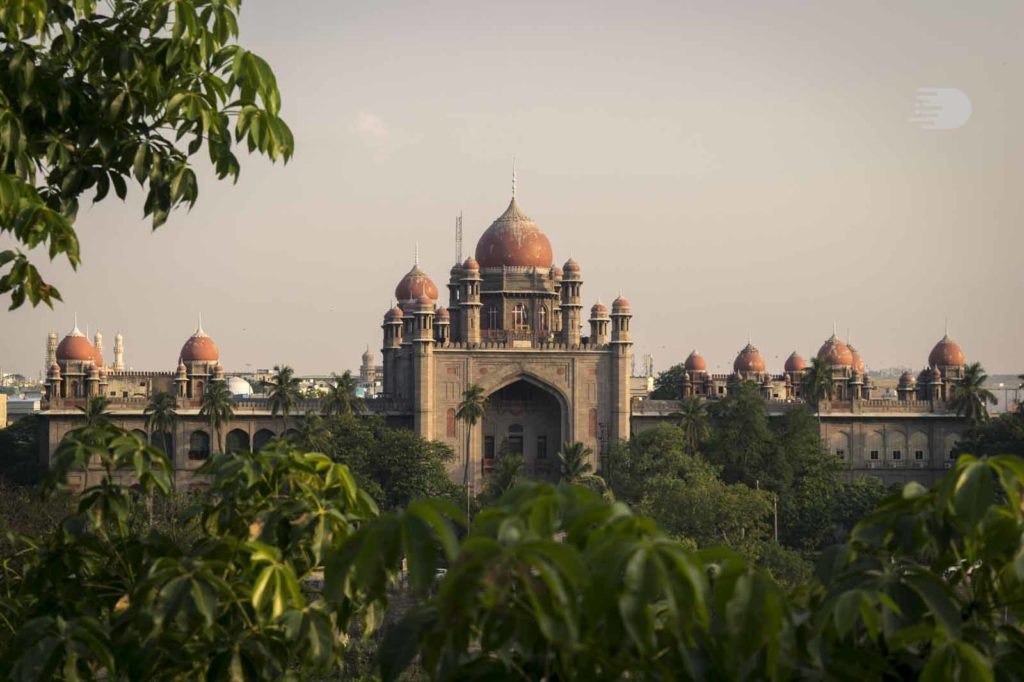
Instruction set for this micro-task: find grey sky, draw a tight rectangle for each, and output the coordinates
[3,0,1022,377]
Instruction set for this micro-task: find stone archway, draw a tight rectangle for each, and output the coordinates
[253,429,276,452]
[481,377,565,482]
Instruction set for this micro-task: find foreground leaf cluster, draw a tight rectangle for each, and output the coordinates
[1,423,1023,681]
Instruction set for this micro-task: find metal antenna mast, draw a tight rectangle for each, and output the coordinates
[455,212,463,264]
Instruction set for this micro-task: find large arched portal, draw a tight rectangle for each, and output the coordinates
[482,379,564,481]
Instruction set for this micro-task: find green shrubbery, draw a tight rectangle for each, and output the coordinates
[1,419,1022,680]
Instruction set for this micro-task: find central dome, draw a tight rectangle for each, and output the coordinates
[474,198,553,269]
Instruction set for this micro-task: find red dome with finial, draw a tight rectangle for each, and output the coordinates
[180,322,219,362]
[56,324,95,363]
[685,350,707,372]
[784,351,807,372]
[818,334,853,367]
[928,335,965,367]
[395,265,438,302]
[475,198,553,269]
[734,343,766,372]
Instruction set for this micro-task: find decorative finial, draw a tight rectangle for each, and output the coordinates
[512,157,517,199]
[197,313,205,335]
[944,317,949,337]
[832,319,837,337]
[414,241,419,266]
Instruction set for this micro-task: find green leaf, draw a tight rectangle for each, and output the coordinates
[954,462,994,526]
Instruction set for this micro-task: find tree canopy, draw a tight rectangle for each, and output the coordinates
[0,0,293,309]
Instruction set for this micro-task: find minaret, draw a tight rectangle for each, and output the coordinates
[381,305,403,398]
[411,294,436,439]
[588,301,610,345]
[460,257,481,345]
[610,295,634,444]
[113,333,125,371]
[560,258,583,346]
[93,330,103,364]
[46,331,58,371]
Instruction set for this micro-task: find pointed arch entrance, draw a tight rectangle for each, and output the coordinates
[481,376,566,481]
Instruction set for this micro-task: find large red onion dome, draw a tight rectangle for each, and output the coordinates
[734,343,766,372]
[784,351,807,372]
[394,264,438,303]
[817,334,853,367]
[180,323,219,362]
[685,350,707,372]
[928,334,965,367]
[475,198,553,269]
[56,325,95,362]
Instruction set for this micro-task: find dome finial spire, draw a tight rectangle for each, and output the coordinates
[414,241,419,266]
[512,157,517,199]
[833,318,837,337]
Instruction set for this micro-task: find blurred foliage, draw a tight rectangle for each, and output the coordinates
[0,414,43,483]
[1,420,1023,680]
[0,0,293,309]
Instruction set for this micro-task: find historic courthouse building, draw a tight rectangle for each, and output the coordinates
[35,179,973,491]
[380,189,633,488]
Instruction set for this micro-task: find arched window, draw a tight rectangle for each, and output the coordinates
[537,306,548,331]
[485,305,498,330]
[226,428,251,453]
[446,408,456,437]
[253,429,276,452]
[513,304,527,330]
[188,431,211,460]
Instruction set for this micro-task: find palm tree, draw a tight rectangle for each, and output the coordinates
[673,396,709,454]
[267,364,300,433]
[322,370,363,417]
[144,391,178,452]
[949,362,997,426]
[456,384,487,520]
[199,380,235,455]
[297,410,329,451]
[802,355,835,410]
[78,395,111,427]
[557,440,607,493]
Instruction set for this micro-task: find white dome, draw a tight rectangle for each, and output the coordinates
[225,376,252,397]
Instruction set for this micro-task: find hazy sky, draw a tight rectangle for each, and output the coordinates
[3,0,1022,377]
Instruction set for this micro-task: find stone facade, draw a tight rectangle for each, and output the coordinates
[379,193,633,490]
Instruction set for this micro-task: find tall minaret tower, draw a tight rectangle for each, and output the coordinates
[609,295,634,445]
[113,332,125,371]
[46,331,58,370]
[560,258,583,346]
[93,330,104,364]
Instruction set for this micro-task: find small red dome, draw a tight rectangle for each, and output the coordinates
[928,335,965,367]
[612,296,630,310]
[475,198,553,269]
[385,305,404,321]
[436,306,450,318]
[563,258,580,273]
[395,265,438,303]
[685,350,707,372]
[590,302,608,316]
[550,265,563,278]
[49,363,60,372]
[213,363,224,373]
[899,371,916,384]
[462,257,480,271]
[818,335,853,367]
[734,343,766,372]
[784,352,807,372]
[56,331,95,362]
[177,361,187,373]
[848,345,865,373]
[181,330,219,362]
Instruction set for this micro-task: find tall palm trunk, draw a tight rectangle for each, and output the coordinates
[463,421,472,521]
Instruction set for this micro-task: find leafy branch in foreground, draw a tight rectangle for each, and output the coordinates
[0,0,294,309]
